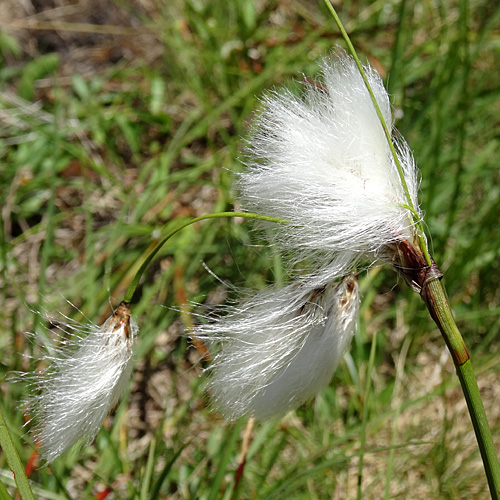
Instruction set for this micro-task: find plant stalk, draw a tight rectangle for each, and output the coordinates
[422,277,500,498]
[123,212,288,303]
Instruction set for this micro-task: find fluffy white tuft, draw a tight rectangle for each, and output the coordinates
[239,54,422,273]
[23,302,137,463]
[194,276,359,420]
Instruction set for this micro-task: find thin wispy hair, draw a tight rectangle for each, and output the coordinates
[194,276,359,420]
[239,54,422,273]
[21,302,137,463]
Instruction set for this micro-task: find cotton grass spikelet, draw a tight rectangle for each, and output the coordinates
[239,53,423,274]
[24,302,137,463]
[195,276,359,420]
[191,54,426,422]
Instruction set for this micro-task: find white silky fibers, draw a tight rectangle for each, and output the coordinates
[25,302,137,463]
[239,54,422,273]
[196,277,359,420]
[193,54,425,422]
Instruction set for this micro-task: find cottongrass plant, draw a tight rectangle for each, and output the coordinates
[6,14,498,498]
[189,39,500,495]
[193,54,427,420]
[21,302,137,463]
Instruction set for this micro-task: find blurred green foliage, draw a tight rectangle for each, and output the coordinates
[1,0,500,498]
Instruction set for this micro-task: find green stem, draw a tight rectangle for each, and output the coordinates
[0,409,35,500]
[357,329,377,499]
[423,278,500,498]
[123,212,289,303]
[323,0,431,266]
[323,2,500,494]
[423,279,469,365]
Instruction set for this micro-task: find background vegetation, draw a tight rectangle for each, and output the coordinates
[1,0,500,498]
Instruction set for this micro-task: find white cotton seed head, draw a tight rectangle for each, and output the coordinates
[239,53,422,272]
[194,276,359,420]
[24,302,137,463]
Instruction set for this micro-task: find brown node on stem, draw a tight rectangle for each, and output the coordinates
[388,238,442,295]
[389,238,469,365]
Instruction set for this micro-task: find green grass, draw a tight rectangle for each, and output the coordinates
[1,0,500,498]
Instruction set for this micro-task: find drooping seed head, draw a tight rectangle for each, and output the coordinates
[23,302,137,463]
[239,53,423,275]
[194,276,359,420]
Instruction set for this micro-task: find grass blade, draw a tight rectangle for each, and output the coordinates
[0,410,35,500]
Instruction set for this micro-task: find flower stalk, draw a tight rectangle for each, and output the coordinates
[123,212,288,304]
[423,276,500,497]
